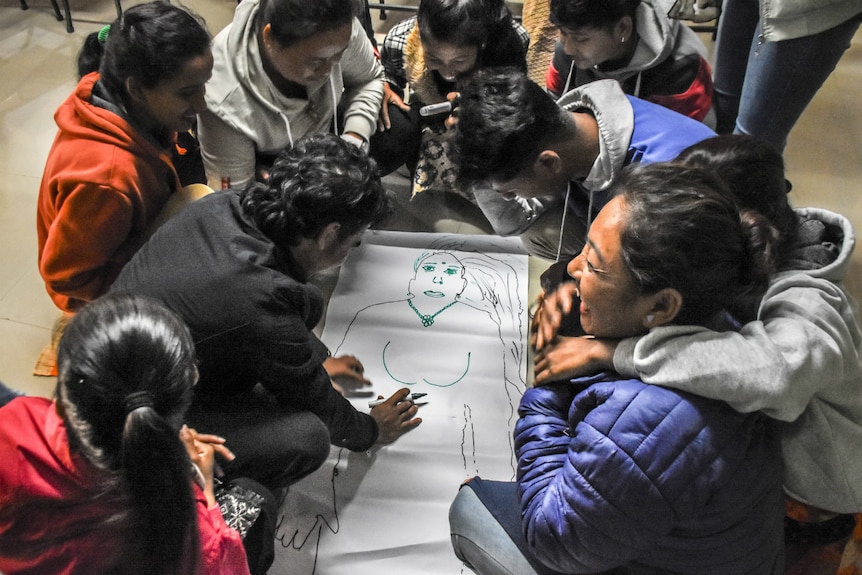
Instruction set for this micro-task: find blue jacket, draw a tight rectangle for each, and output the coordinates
[564,88,716,220]
[515,375,784,574]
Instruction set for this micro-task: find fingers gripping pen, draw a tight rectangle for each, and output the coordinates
[368,393,428,407]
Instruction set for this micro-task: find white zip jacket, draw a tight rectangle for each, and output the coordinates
[197,0,383,189]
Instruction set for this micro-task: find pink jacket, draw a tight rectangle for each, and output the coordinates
[0,397,250,575]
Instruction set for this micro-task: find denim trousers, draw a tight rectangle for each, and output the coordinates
[713,0,862,151]
[0,381,24,408]
[449,481,544,575]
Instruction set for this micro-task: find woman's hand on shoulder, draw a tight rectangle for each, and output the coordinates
[533,336,617,386]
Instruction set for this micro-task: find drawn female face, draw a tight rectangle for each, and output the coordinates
[566,195,653,338]
[420,32,480,84]
[557,24,626,70]
[132,49,213,133]
[265,23,352,86]
[410,254,466,300]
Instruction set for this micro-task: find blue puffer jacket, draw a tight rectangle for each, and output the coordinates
[515,374,784,574]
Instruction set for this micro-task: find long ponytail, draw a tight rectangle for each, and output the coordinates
[55,293,199,574]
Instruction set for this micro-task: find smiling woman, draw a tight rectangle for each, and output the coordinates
[197,0,384,190]
[448,163,787,575]
[369,0,530,193]
[535,162,779,344]
[36,1,213,314]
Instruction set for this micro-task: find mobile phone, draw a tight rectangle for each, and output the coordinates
[419,102,454,117]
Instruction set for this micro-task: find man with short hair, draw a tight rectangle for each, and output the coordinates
[454,67,715,261]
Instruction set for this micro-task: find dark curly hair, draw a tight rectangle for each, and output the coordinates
[615,163,780,326]
[240,133,393,248]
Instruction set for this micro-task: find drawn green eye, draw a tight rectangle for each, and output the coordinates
[422,265,436,272]
[445,267,460,275]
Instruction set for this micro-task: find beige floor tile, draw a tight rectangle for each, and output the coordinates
[0,317,56,397]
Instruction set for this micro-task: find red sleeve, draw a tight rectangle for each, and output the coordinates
[194,485,251,575]
[648,57,714,122]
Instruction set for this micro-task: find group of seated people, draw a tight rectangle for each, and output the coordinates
[2,0,860,573]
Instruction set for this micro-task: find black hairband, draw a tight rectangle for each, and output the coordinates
[124,391,154,414]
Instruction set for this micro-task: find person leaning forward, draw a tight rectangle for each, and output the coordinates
[111,134,422,492]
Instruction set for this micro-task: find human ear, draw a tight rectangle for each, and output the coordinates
[124,76,144,104]
[643,287,683,328]
[317,222,342,250]
[534,150,563,178]
[261,23,276,51]
[616,16,634,42]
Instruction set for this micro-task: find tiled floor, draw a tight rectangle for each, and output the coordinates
[0,0,859,399]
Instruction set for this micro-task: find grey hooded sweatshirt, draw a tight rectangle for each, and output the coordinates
[197,0,384,189]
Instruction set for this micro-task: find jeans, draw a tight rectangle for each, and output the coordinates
[449,482,543,575]
[0,382,24,408]
[713,0,862,150]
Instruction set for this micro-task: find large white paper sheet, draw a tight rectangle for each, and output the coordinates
[271,231,530,574]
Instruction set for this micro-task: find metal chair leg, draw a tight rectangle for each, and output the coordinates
[47,0,64,23]
[59,0,73,32]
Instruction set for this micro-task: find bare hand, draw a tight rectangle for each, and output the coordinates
[531,282,579,351]
[378,83,411,131]
[369,388,423,444]
[324,355,373,396]
[533,336,617,386]
[443,91,460,130]
[180,425,236,506]
[190,430,236,468]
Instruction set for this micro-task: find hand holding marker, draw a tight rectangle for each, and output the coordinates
[369,392,427,408]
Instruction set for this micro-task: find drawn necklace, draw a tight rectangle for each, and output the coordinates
[408,299,458,327]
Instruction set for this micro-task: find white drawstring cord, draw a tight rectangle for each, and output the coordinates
[284,114,294,148]
[330,74,339,135]
[562,59,575,96]
[556,181,572,263]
